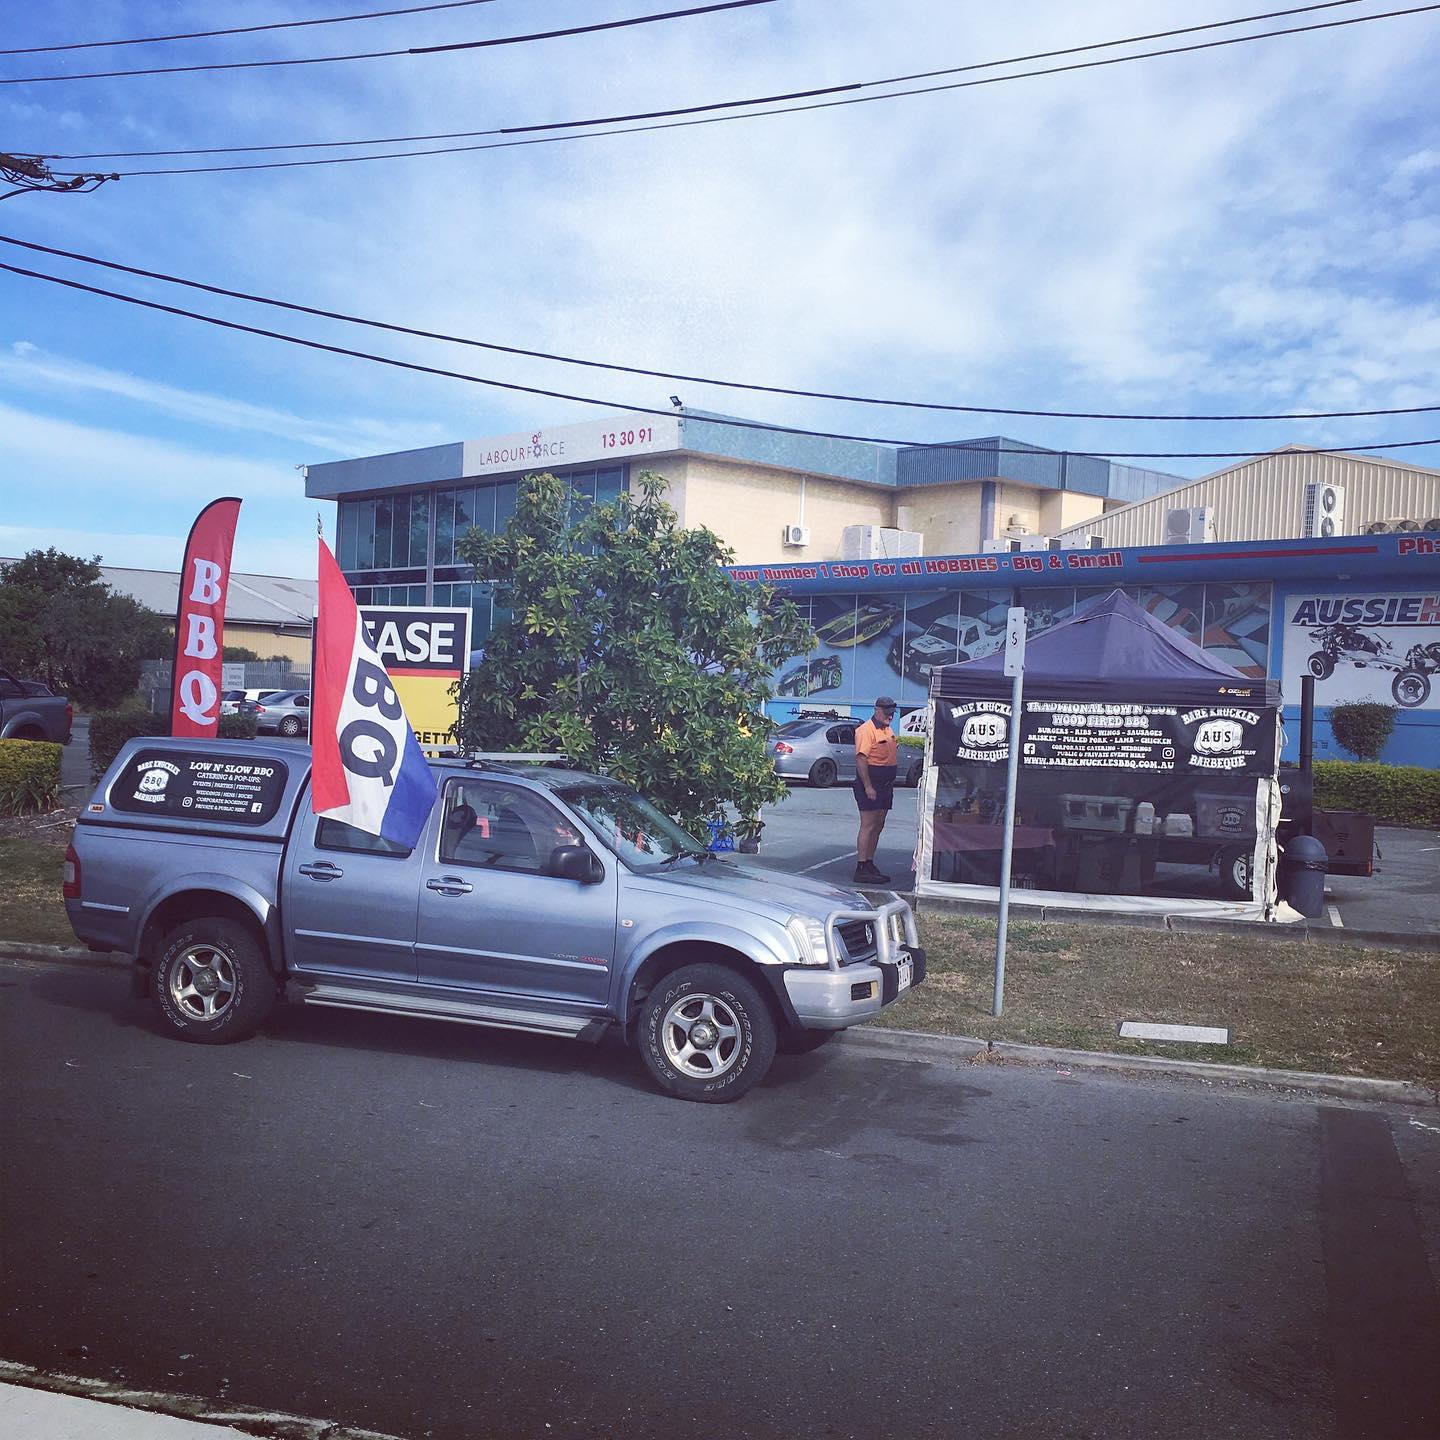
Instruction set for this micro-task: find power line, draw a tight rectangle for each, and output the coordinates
[39,1,1440,175]
[3,254,1437,461]
[0,0,775,86]
[28,0,1373,160]
[0,1,510,56]
[3,230,1436,424]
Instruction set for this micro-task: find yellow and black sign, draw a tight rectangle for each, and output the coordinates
[358,605,473,753]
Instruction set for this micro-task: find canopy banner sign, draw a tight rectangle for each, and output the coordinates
[1283,590,1440,711]
[935,699,1273,775]
[169,496,241,739]
[357,605,473,753]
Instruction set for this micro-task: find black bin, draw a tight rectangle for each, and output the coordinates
[1281,833,1328,918]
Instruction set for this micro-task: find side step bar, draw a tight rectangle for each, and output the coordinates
[295,982,597,1039]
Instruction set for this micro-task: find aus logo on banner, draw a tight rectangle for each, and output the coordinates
[1182,707,1259,770]
[948,701,1011,761]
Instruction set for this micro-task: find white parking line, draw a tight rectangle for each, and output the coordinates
[1327,904,1344,928]
[799,851,856,874]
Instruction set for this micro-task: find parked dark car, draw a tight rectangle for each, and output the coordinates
[0,666,72,744]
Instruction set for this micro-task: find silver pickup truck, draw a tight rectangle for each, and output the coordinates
[66,738,925,1102]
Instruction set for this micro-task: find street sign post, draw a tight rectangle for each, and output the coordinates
[993,607,1026,1017]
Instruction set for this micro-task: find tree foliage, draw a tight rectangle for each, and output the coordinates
[0,549,169,708]
[1328,701,1397,763]
[455,470,810,835]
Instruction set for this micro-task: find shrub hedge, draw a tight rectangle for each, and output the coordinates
[89,707,258,783]
[1312,760,1440,829]
[0,738,63,815]
[1328,702,1398,762]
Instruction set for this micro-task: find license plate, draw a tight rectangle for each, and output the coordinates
[897,958,912,992]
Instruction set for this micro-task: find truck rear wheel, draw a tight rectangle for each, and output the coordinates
[638,963,776,1102]
[153,919,276,1044]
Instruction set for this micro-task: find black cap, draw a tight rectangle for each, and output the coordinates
[875,696,896,711]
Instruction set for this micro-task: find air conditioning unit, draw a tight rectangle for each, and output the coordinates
[1058,533,1105,550]
[839,525,923,559]
[1164,505,1215,545]
[982,538,1021,554]
[1016,534,1051,552]
[1365,519,1392,535]
[1393,517,1422,532]
[782,524,810,548]
[1425,517,1440,531]
[1301,482,1345,538]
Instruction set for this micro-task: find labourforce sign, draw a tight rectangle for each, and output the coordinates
[459,415,681,479]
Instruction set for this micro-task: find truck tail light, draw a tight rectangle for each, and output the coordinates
[63,844,81,900]
[774,742,793,755]
[65,703,74,730]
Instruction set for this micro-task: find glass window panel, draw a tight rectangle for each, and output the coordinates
[452,487,476,561]
[356,500,376,570]
[338,501,358,569]
[390,493,410,568]
[495,480,517,534]
[434,488,455,567]
[408,585,426,604]
[596,467,624,506]
[470,582,494,645]
[469,483,496,536]
[374,497,393,571]
[433,583,451,605]
[410,491,430,570]
[1201,582,1271,677]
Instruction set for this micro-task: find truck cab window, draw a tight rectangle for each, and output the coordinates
[440,779,585,876]
[315,818,412,857]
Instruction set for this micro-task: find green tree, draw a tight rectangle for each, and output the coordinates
[0,549,169,708]
[222,645,260,662]
[455,470,811,836]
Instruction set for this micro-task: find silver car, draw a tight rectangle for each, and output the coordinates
[254,690,310,737]
[767,714,923,789]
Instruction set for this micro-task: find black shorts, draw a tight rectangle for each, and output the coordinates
[854,766,897,812]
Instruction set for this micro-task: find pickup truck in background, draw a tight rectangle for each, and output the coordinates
[66,739,925,1102]
[0,666,72,744]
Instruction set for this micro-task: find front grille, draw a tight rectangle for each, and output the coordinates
[837,920,878,963]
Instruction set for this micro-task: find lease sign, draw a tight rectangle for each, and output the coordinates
[169,497,242,738]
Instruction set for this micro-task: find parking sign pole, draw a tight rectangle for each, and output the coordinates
[993,608,1026,1018]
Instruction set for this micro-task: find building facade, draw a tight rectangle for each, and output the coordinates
[304,409,1182,647]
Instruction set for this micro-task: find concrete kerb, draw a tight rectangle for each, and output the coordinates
[907,890,1440,954]
[843,1026,1440,1109]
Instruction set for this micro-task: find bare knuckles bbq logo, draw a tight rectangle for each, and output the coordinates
[948,700,1011,761]
[1182,707,1259,770]
[132,758,179,802]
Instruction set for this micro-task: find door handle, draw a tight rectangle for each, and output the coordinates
[426,876,473,896]
[298,862,344,880]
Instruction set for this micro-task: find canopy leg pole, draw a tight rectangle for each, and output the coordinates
[993,666,1024,1018]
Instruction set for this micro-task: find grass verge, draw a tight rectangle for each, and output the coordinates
[876,911,1439,1086]
[0,838,72,946]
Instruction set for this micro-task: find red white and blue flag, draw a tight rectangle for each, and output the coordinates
[312,538,437,847]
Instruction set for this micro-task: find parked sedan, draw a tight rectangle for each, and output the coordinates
[253,690,310,737]
[767,716,923,789]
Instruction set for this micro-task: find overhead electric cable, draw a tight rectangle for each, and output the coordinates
[2,230,1434,424]
[0,0,775,86]
[37,1,1440,175]
[29,0,1374,160]
[3,255,1437,460]
[0,0,510,56]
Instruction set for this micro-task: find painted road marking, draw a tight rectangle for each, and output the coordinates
[1328,904,1345,928]
[799,851,856,874]
[1119,1021,1229,1045]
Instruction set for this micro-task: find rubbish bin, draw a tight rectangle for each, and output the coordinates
[1281,833,1328,917]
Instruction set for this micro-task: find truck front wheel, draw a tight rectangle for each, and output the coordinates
[638,963,777,1102]
[153,919,276,1044]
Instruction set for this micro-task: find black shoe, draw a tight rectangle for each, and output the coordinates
[854,861,891,885]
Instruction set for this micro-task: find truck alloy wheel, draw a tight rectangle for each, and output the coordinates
[153,919,276,1044]
[638,963,776,1102]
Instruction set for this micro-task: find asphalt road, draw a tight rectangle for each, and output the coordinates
[753,784,1440,935]
[3,954,1437,1440]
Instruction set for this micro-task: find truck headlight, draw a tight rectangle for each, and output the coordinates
[785,915,830,966]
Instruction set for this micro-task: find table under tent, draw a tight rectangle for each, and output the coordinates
[916,589,1289,920]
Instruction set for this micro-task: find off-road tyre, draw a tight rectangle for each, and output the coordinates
[904,757,924,788]
[153,918,276,1044]
[638,963,777,1103]
[777,1028,837,1055]
[1392,669,1431,708]
[809,758,838,788]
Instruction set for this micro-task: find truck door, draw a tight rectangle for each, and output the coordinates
[415,777,616,1006]
[283,804,424,981]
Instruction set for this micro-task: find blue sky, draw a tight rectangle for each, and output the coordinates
[3,0,1440,577]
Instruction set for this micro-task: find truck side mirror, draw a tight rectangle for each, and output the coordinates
[549,845,603,884]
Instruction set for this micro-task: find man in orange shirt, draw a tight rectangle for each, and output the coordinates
[852,696,899,884]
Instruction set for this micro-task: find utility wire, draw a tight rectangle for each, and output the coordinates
[3,255,1437,460]
[38,1,1440,175]
[0,0,775,86]
[25,0,1373,161]
[2,230,1435,424]
[1,1,510,56]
